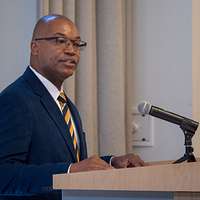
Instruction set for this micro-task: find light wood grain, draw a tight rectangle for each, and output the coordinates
[53,161,200,192]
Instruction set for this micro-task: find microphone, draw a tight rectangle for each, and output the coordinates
[138,101,199,133]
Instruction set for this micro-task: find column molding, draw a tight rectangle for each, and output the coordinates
[125,0,134,153]
[192,0,200,157]
[75,0,98,155]
[37,0,49,18]
[49,0,63,14]
[96,0,126,155]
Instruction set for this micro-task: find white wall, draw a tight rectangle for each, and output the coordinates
[0,0,37,91]
[127,0,193,162]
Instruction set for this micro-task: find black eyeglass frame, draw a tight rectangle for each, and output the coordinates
[34,36,87,49]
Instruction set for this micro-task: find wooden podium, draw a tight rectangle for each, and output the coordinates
[53,161,200,200]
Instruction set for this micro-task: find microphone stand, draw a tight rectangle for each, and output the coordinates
[173,119,196,164]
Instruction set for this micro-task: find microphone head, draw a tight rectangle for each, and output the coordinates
[138,101,151,115]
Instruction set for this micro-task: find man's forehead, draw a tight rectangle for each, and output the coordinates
[40,15,75,31]
[47,20,79,36]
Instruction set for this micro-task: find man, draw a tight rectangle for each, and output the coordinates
[0,15,145,199]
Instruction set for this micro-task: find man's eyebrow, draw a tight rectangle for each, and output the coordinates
[53,33,81,40]
[54,33,66,36]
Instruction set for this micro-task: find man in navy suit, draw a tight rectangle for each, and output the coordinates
[0,15,145,199]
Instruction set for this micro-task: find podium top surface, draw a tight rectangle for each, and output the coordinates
[53,161,200,192]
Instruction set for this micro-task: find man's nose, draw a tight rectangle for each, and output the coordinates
[63,42,77,55]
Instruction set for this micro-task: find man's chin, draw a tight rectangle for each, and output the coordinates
[63,69,75,79]
[58,64,76,79]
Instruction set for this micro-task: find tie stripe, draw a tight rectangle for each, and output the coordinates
[57,92,80,162]
[65,110,70,123]
[67,113,80,162]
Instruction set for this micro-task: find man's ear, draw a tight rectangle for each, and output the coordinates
[31,41,39,56]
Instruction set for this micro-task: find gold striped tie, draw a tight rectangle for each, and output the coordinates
[58,92,80,162]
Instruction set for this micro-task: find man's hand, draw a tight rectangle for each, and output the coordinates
[111,153,145,168]
[70,155,113,173]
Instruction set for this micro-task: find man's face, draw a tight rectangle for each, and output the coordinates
[31,19,81,86]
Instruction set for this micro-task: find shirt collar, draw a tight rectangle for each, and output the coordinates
[29,66,64,101]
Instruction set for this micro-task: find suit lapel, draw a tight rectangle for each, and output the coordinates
[40,96,77,162]
[22,67,77,162]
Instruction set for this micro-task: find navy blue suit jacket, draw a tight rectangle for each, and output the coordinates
[0,67,111,199]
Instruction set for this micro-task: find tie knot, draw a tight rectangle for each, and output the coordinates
[57,91,67,110]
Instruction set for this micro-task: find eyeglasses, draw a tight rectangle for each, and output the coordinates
[34,36,87,51]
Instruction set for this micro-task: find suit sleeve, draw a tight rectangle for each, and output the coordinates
[100,156,112,164]
[0,92,68,195]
